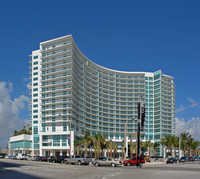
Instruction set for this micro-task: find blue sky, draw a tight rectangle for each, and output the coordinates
[0,0,200,146]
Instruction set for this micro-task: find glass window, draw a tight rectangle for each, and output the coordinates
[33,126,38,134]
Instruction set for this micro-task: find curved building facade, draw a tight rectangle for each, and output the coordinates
[30,35,175,157]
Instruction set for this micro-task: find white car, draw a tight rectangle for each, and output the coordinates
[16,154,27,160]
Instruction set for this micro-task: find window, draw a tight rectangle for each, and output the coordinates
[33,56,38,59]
[33,104,38,107]
[33,72,38,75]
[53,135,60,146]
[33,83,38,86]
[33,93,38,97]
[33,121,38,124]
[33,110,38,113]
[33,61,38,65]
[33,67,38,70]
[33,77,38,81]
[33,115,38,118]
[33,99,38,102]
[62,135,67,146]
[33,126,38,134]
[33,88,38,91]
[52,123,56,132]
[63,123,67,131]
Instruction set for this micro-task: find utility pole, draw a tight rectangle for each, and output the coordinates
[137,102,141,168]
[124,123,127,161]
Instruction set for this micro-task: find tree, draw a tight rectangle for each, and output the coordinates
[82,133,92,158]
[153,142,160,157]
[121,140,125,160]
[112,142,118,158]
[130,140,134,158]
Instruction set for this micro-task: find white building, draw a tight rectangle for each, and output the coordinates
[29,35,175,157]
[9,134,32,155]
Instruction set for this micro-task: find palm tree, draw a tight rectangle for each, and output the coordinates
[160,137,166,158]
[108,140,113,158]
[130,140,134,158]
[181,132,191,156]
[153,142,160,157]
[106,141,110,157]
[191,140,199,156]
[121,140,125,160]
[82,133,92,158]
[144,140,152,156]
[74,139,81,155]
[112,142,118,158]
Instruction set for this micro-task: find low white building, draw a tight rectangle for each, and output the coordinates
[9,134,32,155]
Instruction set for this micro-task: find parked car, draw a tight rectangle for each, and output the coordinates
[91,157,107,165]
[11,155,17,160]
[123,157,145,166]
[94,157,120,167]
[55,156,69,163]
[47,156,56,163]
[166,157,177,164]
[64,155,91,165]
[179,157,189,163]
[27,156,38,161]
[36,156,48,162]
[189,157,195,162]
[194,157,199,161]
[0,153,6,158]
[16,154,27,160]
[4,155,11,159]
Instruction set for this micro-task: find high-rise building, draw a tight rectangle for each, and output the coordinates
[29,35,175,157]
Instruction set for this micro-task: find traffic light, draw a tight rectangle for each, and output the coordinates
[141,104,145,130]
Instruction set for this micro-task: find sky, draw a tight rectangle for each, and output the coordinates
[0,0,200,147]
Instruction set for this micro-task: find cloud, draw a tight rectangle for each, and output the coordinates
[0,82,29,147]
[176,117,200,141]
[176,104,187,113]
[176,98,200,113]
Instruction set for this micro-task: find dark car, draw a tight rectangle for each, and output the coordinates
[189,157,195,162]
[36,156,48,162]
[166,157,177,164]
[55,156,69,163]
[47,156,56,162]
[179,157,189,163]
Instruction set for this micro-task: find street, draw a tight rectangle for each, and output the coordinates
[0,159,200,179]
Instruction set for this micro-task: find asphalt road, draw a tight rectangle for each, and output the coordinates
[0,159,200,179]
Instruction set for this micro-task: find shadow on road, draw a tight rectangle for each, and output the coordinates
[0,170,43,179]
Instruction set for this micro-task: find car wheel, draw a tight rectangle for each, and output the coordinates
[61,160,64,164]
[111,163,116,167]
[127,162,131,166]
[78,161,81,165]
[65,160,68,164]
[95,162,99,167]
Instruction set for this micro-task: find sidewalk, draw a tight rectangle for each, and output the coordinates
[144,161,166,165]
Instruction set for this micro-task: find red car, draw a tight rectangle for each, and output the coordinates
[123,157,145,166]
